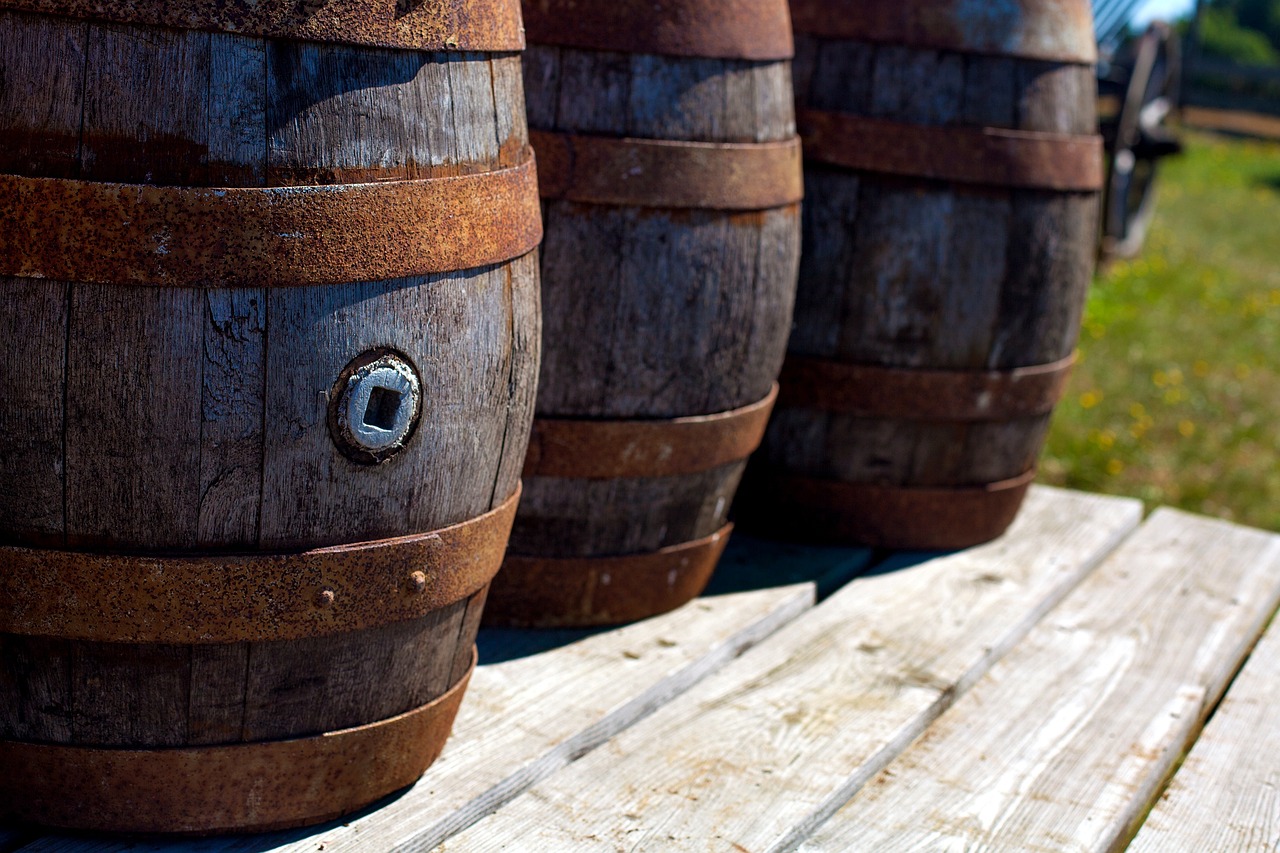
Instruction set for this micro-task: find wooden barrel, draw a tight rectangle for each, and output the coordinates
[738,0,1102,549]
[0,0,540,834]
[481,0,802,627]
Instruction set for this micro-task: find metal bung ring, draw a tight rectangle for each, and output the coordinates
[330,349,423,464]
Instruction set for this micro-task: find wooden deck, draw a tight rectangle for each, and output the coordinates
[6,485,1280,851]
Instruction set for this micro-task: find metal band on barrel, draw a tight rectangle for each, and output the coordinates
[0,650,475,835]
[746,471,1036,550]
[522,0,793,60]
[777,355,1075,422]
[788,0,1097,64]
[0,154,542,287]
[487,524,732,627]
[798,111,1104,191]
[0,488,519,644]
[524,385,778,480]
[532,131,804,211]
[0,0,525,51]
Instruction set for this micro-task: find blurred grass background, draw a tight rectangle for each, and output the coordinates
[1039,128,1280,531]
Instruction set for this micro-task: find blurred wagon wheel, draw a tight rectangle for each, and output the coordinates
[1101,21,1184,260]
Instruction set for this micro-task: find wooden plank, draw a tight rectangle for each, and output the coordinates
[16,541,871,851]
[439,486,1142,851]
[1129,598,1280,851]
[801,508,1280,852]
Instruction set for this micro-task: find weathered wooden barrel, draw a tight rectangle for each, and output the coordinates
[0,0,540,834]
[738,0,1103,549]
[482,0,802,627]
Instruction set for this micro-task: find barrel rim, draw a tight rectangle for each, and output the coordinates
[522,0,794,60]
[788,0,1098,65]
[0,0,526,52]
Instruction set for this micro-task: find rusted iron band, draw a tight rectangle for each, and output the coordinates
[0,154,542,287]
[522,0,793,60]
[778,354,1075,422]
[0,0,524,51]
[532,131,803,211]
[0,488,520,644]
[524,385,777,480]
[788,0,1097,64]
[742,470,1036,550]
[484,524,732,628]
[797,111,1104,191]
[0,650,475,835]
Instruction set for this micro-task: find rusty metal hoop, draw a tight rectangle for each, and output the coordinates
[487,525,733,628]
[524,385,778,479]
[777,356,1075,422]
[788,0,1097,64]
[0,154,542,287]
[0,0,525,51]
[0,488,520,644]
[532,132,803,211]
[798,112,1104,192]
[0,650,476,835]
[742,470,1037,550]
[522,0,793,60]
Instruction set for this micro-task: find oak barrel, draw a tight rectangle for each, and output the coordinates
[482,0,802,627]
[0,0,540,833]
[738,0,1102,549]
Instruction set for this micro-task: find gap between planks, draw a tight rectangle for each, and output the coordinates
[799,508,1280,852]
[11,536,873,853]
[1128,573,1280,851]
[435,486,1143,852]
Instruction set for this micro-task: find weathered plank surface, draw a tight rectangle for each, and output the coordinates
[1129,595,1280,851]
[441,487,1142,851]
[802,509,1280,852]
[14,540,870,852]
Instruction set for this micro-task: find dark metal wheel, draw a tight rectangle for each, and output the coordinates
[1100,21,1184,260]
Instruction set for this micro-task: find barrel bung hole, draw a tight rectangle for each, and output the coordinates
[365,386,403,432]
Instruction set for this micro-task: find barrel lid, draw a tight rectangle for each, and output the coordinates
[790,0,1098,65]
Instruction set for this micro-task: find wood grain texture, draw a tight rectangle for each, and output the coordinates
[1129,597,1280,851]
[0,10,538,756]
[441,487,1142,851]
[801,509,1280,853]
[756,35,1099,498]
[0,280,68,547]
[0,10,86,179]
[516,43,799,564]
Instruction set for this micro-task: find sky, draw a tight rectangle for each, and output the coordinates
[1131,0,1197,25]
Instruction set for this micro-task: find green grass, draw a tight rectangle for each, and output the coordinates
[1039,129,1280,531]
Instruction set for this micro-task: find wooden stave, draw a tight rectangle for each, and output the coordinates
[508,43,799,573]
[744,30,1098,543]
[0,8,537,788]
